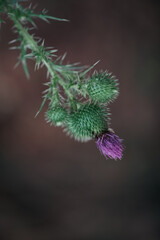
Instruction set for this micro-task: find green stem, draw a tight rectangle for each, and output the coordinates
[8,8,75,102]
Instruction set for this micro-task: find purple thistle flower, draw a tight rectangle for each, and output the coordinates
[95,130,124,160]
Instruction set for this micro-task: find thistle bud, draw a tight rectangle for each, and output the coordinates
[95,130,124,160]
[65,103,108,141]
[45,106,67,126]
[87,72,119,103]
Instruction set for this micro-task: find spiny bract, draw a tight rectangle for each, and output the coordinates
[45,106,68,126]
[87,71,119,103]
[65,103,108,142]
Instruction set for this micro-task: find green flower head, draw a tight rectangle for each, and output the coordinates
[87,71,119,103]
[65,103,108,142]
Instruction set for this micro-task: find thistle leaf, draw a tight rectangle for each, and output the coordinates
[21,57,30,78]
[35,89,52,117]
[80,60,100,77]
[8,0,27,4]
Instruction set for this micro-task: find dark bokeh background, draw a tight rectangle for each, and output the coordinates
[0,0,160,239]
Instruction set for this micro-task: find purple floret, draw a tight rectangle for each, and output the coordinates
[96,130,124,160]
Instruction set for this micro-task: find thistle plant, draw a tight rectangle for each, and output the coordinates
[0,0,124,160]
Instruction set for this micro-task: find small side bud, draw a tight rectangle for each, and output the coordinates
[45,106,68,126]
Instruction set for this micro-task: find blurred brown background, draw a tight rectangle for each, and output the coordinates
[0,0,160,239]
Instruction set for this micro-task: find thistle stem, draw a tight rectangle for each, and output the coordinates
[8,7,76,103]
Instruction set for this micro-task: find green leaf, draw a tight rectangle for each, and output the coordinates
[80,60,100,77]
[30,12,69,22]
[8,0,27,4]
[21,58,29,78]
[35,89,52,117]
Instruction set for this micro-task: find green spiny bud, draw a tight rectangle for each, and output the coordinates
[45,106,68,126]
[65,103,108,142]
[87,71,119,103]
